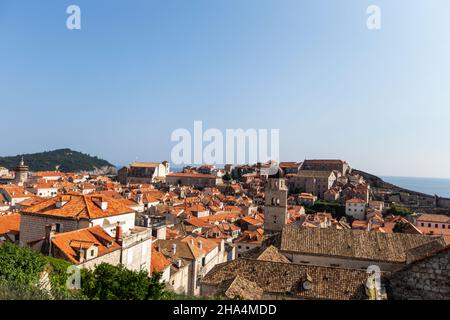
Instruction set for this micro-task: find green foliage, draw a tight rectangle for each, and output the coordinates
[387,204,412,217]
[80,263,171,300]
[0,243,83,300]
[304,200,345,218]
[0,242,47,285]
[0,244,176,300]
[44,256,72,292]
[393,222,410,233]
[0,279,52,300]
[0,148,114,172]
[148,271,173,300]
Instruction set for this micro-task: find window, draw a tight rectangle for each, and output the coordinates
[428,223,431,227]
[238,245,241,249]
[202,257,206,267]
[435,224,438,228]
[442,224,445,229]
[55,223,63,232]
[421,223,424,227]
[246,246,250,250]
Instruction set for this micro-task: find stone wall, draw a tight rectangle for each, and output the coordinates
[78,250,122,270]
[389,248,450,300]
[19,213,89,247]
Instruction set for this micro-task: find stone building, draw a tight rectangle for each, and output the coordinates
[118,161,170,185]
[19,192,153,273]
[50,225,122,269]
[287,170,336,198]
[278,225,447,272]
[345,198,367,220]
[300,159,351,176]
[165,172,220,188]
[156,235,227,296]
[263,169,288,233]
[279,162,301,174]
[201,257,380,300]
[388,246,450,300]
[49,224,152,272]
[13,158,29,186]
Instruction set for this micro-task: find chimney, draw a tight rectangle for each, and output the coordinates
[198,240,203,250]
[172,243,177,255]
[176,259,182,268]
[56,195,70,208]
[77,247,85,263]
[190,239,194,245]
[115,224,123,245]
[136,192,143,205]
[45,224,57,255]
[45,224,57,239]
[100,201,108,210]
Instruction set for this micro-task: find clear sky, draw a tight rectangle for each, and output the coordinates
[1,0,450,178]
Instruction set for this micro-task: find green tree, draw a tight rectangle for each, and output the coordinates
[0,242,47,285]
[387,204,412,217]
[80,263,170,300]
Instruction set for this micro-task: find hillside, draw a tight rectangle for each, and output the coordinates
[353,169,435,197]
[0,149,116,173]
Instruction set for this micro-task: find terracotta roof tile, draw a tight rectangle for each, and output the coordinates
[22,193,134,220]
[51,226,121,264]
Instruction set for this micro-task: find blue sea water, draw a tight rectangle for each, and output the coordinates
[380,176,450,198]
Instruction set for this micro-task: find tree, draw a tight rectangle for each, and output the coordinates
[393,222,409,233]
[387,204,411,217]
[80,263,170,300]
[0,242,80,299]
[0,242,47,285]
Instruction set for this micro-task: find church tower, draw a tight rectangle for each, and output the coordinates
[264,168,288,233]
[14,157,29,186]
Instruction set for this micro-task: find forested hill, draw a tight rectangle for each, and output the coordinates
[0,149,116,173]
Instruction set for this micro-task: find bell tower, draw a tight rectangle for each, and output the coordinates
[14,157,29,186]
[264,168,288,233]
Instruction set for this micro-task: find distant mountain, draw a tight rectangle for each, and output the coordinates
[0,149,116,174]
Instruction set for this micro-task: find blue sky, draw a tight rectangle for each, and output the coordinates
[1,0,450,178]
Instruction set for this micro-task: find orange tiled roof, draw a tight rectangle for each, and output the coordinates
[151,244,171,272]
[17,196,47,207]
[346,198,366,204]
[167,172,216,179]
[129,162,162,168]
[240,216,262,226]
[22,193,134,220]
[181,234,218,255]
[51,226,121,264]
[417,214,450,223]
[0,214,21,235]
[0,186,31,198]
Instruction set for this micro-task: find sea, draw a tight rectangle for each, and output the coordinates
[381,176,450,198]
